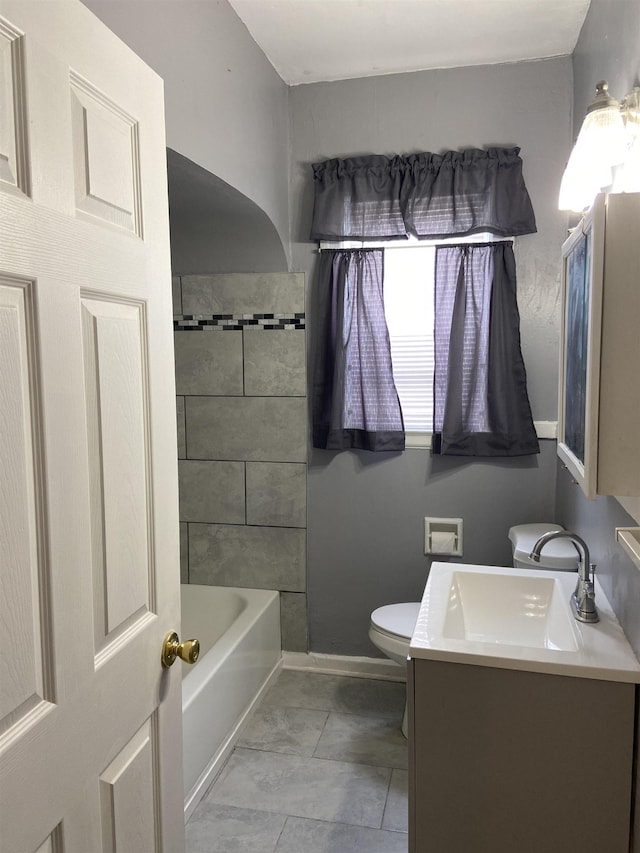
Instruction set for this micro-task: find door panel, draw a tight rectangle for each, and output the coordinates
[100,718,158,853]
[0,2,182,851]
[0,276,52,732]
[70,73,143,234]
[0,19,29,195]
[81,297,153,652]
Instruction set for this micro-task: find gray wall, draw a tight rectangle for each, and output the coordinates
[290,57,573,654]
[168,150,288,274]
[81,0,291,263]
[309,445,558,655]
[558,0,640,658]
[572,0,640,140]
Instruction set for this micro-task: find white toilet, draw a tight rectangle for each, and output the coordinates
[369,602,421,737]
[368,523,579,737]
[508,523,579,571]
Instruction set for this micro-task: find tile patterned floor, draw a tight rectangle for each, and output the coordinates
[186,669,409,853]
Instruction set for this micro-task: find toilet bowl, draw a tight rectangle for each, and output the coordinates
[368,524,578,738]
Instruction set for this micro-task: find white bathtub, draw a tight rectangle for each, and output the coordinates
[181,584,281,820]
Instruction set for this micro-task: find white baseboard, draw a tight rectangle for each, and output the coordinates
[281,651,406,682]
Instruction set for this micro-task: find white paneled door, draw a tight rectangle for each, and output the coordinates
[0,2,183,851]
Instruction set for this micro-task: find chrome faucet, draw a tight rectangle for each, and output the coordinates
[529,531,599,623]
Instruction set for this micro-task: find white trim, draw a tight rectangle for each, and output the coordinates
[615,528,640,570]
[405,431,433,449]
[404,421,557,449]
[533,420,558,439]
[281,651,406,682]
[617,497,640,525]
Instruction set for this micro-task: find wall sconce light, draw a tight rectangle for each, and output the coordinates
[558,80,640,213]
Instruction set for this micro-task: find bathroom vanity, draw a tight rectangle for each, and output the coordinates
[408,563,640,853]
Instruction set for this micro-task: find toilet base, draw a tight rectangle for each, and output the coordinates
[369,625,410,738]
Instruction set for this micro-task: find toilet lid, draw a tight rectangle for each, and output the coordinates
[508,523,579,570]
[371,603,421,639]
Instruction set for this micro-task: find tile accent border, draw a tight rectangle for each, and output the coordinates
[174,312,305,331]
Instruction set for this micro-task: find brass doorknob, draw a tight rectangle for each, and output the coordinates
[161,631,200,668]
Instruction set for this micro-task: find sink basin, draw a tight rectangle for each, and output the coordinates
[410,562,640,682]
[442,570,578,651]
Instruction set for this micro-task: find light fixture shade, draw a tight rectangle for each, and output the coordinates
[558,133,612,213]
[558,81,628,212]
[578,100,627,166]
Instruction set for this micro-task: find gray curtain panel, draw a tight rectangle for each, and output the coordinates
[311,249,405,451]
[433,242,539,456]
[310,147,536,241]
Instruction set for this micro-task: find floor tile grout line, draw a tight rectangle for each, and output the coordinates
[202,793,394,834]
[191,670,409,850]
[275,813,409,834]
[262,702,406,720]
[230,743,406,773]
[272,813,289,853]
[380,765,395,830]
[310,706,333,759]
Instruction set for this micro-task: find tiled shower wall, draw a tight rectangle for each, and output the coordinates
[172,273,307,651]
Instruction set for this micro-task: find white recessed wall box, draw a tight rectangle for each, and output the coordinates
[424,517,463,557]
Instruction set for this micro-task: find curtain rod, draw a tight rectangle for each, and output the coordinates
[317,235,515,252]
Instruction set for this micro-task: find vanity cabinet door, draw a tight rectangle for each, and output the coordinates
[408,658,636,853]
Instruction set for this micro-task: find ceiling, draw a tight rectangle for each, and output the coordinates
[227,0,591,86]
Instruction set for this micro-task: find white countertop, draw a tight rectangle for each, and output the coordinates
[409,562,640,683]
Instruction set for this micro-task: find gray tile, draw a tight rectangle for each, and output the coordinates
[186,802,284,853]
[244,330,306,397]
[314,712,408,769]
[180,522,189,583]
[275,816,408,853]
[186,396,307,462]
[172,275,182,316]
[179,460,245,524]
[382,769,408,833]
[280,592,308,652]
[189,523,306,591]
[262,671,406,721]
[182,273,304,316]
[237,706,328,756]
[208,748,390,828]
[246,462,306,528]
[174,330,243,396]
[176,396,186,459]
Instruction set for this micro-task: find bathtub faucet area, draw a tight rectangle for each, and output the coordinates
[529,530,599,624]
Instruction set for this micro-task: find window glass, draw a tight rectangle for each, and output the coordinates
[384,247,435,432]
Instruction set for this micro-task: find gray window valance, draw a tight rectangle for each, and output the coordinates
[310,147,537,241]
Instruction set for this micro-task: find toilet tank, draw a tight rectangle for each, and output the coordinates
[508,524,579,572]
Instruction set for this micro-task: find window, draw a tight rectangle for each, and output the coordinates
[312,148,540,455]
[321,234,506,448]
[383,246,435,436]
